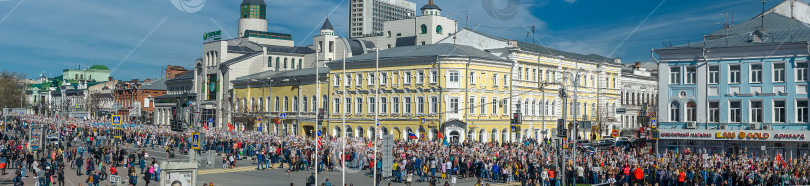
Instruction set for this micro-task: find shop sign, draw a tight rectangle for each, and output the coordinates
[660,129,810,142]
[660,132,712,139]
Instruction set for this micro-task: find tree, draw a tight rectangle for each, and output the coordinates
[0,71,28,109]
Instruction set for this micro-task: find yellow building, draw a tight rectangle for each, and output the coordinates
[231,67,330,136]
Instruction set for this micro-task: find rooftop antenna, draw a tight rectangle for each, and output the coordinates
[761,1,766,31]
[531,26,536,45]
[459,10,469,28]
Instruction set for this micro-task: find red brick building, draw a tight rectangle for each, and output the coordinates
[166,65,190,79]
[114,78,167,123]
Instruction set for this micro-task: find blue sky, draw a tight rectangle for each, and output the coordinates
[0,0,783,80]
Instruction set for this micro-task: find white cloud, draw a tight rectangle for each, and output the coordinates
[564,0,577,4]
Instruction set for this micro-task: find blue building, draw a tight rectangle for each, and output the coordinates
[654,1,810,156]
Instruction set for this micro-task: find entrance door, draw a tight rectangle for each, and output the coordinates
[450,131,460,143]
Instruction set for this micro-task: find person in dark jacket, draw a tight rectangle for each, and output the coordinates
[306,172,316,186]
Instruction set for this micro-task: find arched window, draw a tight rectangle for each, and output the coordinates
[283,96,289,112]
[436,25,443,34]
[250,98,255,111]
[420,24,427,34]
[268,56,272,67]
[686,101,696,121]
[274,97,280,112]
[275,57,280,69]
[284,58,288,68]
[291,59,295,69]
[303,96,308,112]
[387,31,391,38]
[298,59,303,69]
[293,96,299,111]
[670,101,680,122]
[312,96,317,111]
[258,98,263,112]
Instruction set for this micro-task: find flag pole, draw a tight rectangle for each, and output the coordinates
[315,50,319,185]
[342,49,347,186]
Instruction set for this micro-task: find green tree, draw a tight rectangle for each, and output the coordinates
[0,71,27,109]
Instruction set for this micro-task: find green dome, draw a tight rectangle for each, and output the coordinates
[89,65,109,71]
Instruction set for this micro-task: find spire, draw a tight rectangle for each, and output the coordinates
[321,17,334,31]
[421,0,441,11]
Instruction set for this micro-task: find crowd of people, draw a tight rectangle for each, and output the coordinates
[1,114,810,186]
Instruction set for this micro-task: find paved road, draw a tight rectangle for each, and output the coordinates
[0,144,516,186]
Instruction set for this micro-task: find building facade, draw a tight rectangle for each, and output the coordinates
[618,63,657,132]
[349,0,416,38]
[354,0,456,49]
[654,0,810,156]
[154,70,195,126]
[62,65,110,82]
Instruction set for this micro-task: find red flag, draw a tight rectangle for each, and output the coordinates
[776,153,786,167]
[203,123,209,130]
[228,122,234,132]
[437,132,444,140]
[367,141,373,148]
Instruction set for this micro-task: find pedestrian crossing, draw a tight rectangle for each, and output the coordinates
[198,166,258,175]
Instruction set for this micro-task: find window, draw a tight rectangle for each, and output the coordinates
[404,72,412,84]
[268,56,273,67]
[532,69,537,81]
[685,101,696,121]
[322,95,327,110]
[430,70,438,83]
[293,96,299,111]
[381,97,388,114]
[368,73,375,85]
[469,71,476,84]
[436,25,443,34]
[276,57,280,69]
[420,24,427,34]
[518,67,523,80]
[417,97,424,114]
[449,71,459,82]
[685,66,696,84]
[274,97,280,112]
[303,97,308,112]
[798,100,808,123]
[430,97,438,114]
[333,75,340,86]
[299,59,302,69]
[369,98,375,113]
[750,64,762,83]
[381,72,388,85]
[404,97,412,114]
[480,97,486,115]
[492,98,498,115]
[774,63,786,82]
[774,100,786,123]
[709,102,719,123]
[669,101,680,122]
[291,59,295,69]
[797,62,808,82]
[669,66,680,84]
[284,58,288,68]
[356,73,363,86]
[729,101,741,123]
[750,101,762,123]
[345,98,351,114]
[344,74,350,86]
[729,64,740,84]
[392,97,399,114]
[333,98,340,113]
[283,97,289,112]
[312,96,317,111]
[503,75,509,86]
[502,99,508,114]
[525,68,529,80]
[417,71,424,84]
[468,97,475,114]
[356,98,363,113]
[492,73,498,87]
[450,98,459,114]
[708,65,719,84]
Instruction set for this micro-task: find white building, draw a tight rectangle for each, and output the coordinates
[349,0,416,38]
[618,62,657,132]
[354,0,457,49]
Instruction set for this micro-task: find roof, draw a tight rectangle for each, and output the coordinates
[336,43,506,64]
[241,0,266,5]
[166,70,194,84]
[259,44,316,54]
[89,65,109,71]
[707,13,805,40]
[421,0,441,11]
[669,12,810,49]
[235,67,329,82]
[516,41,616,63]
[140,79,168,90]
[321,18,334,30]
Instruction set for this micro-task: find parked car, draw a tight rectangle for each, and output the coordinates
[575,140,592,147]
[47,135,60,146]
[615,137,631,147]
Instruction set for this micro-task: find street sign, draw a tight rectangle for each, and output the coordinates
[256,117,262,123]
[651,118,657,128]
[208,118,213,123]
[611,129,619,137]
[280,113,287,119]
[191,132,200,150]
[420,117,425,124]
[317,130,322,137]
[562,137,569,149]
[111,115,122,126]
[257,126,262,132]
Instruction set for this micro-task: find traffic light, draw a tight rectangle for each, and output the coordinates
[510,113,522,124]
[318,108,325,120]
[557,119,567,137]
